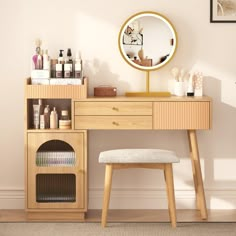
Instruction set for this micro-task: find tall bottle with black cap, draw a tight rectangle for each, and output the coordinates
[56,50,64,78]
[64,48,73,78]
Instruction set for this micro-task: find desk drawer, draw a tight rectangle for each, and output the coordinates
[74,102,152,115]
[75,116,152,130]
[153,101,211,130]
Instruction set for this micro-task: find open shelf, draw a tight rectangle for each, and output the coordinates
[27,99,71,130]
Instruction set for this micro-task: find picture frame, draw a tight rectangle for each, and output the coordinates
[210,0,236,22]
[123,20,143,45]
[123,32,143,45]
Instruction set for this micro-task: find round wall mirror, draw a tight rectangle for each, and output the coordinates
[118,11,177,96]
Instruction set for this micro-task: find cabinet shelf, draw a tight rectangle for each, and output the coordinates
[27,129,74,133]
[25,78,87,99]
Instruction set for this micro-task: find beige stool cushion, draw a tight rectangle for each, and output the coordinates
[99,149,179,164]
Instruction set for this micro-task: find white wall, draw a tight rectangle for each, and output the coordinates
[0,0,236,210]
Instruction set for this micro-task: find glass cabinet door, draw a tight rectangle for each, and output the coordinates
[27,132,86,209]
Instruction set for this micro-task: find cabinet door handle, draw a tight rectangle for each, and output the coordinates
[112,121,119,126]
[112,107,119,111]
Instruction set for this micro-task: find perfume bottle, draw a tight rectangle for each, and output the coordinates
[32,38,42,69]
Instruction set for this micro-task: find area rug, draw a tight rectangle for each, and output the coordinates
[0,222,236,236]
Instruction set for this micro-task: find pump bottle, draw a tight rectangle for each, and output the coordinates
[56,50,64,78]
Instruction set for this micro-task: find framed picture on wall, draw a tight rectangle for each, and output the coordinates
[210,0,236,22]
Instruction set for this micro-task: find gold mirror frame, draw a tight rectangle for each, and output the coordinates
[118,11,178,97]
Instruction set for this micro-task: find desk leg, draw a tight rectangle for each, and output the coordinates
[187,130,208,219]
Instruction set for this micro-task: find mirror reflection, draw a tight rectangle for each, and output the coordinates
[119,12,177,71]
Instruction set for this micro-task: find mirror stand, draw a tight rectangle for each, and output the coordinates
[125,71,171,97]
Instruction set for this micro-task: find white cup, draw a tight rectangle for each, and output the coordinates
[174,81,185,96]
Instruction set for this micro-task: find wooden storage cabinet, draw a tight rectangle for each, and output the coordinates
[25,78,88,220]
[27,132,86,210]
[74,101,153,130]
[25,78,87,99]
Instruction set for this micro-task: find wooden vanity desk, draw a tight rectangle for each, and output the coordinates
[74,96,212,220]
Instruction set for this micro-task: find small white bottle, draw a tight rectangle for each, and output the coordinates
[43,49,50,70]
[40,115,45,129]
[50,107,58,129]
[74,51,82,78]
[187,72,194,96]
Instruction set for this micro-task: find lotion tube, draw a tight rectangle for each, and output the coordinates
[33,99,43,129]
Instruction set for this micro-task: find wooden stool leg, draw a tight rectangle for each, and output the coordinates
[164,164,177,228]
[101,164,113,227]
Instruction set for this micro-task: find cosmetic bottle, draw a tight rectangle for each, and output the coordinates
[56,64,63,78]
[36,49,43,69]
[51,59,58,78]
[44,105,50,129]
[43,49,50,70]
[50,107,58,129]
[32,38,42,69]
[58,50,64,63]
[40,115,45,129]
[74,52,82,78]
[33,99,43,129]
[187,72,194,96]
[56,50,64,78]
[64,48,73,78]
[59,110,71,129]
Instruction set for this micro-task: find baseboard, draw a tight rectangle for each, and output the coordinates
[0,189,24,209]
[0,188,236,209]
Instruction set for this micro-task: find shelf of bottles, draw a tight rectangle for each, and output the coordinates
[36,174,76,202]
[28,99,71,130]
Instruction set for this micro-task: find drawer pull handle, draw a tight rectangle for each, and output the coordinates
[112,107,119,111]
[112,121,119,126]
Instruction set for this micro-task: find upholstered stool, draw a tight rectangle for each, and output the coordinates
[99,149,179,228]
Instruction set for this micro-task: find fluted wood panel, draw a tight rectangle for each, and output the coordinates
[25,78,87,99]
[153,102,210,130]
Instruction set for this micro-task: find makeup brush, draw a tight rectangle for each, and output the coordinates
[179,69,186,82]
[171,67,179,81]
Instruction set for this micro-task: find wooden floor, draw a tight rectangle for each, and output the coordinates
[0,210,236,222]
